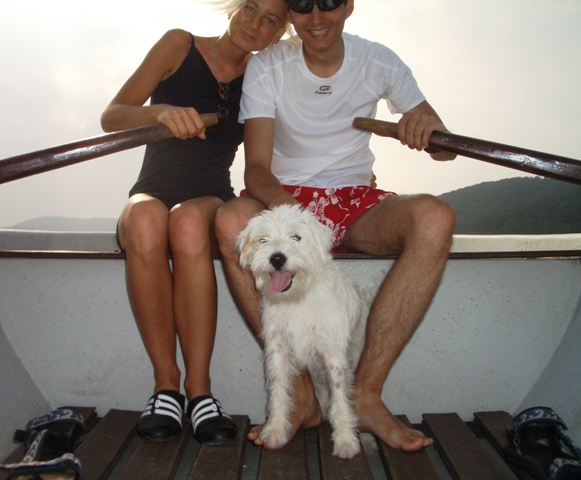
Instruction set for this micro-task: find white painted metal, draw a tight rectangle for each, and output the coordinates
[0,232,580,458]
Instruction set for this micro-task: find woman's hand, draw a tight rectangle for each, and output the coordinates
[157,106,207,140]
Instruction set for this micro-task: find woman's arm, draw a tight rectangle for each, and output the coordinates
[100,29,207,140]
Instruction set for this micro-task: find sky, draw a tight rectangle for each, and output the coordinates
[0,0,580,228]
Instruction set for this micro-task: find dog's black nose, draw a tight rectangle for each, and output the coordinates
[270,252,287,270]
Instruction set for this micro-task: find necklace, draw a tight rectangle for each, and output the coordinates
[211,37,230,88]
[211,38,231,113]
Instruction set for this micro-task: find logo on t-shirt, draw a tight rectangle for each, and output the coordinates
[315,85,332,95]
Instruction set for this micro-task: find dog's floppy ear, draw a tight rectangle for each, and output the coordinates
[304,212,334,261]
[236,219,258,269]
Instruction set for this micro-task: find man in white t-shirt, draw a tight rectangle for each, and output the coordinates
[216,0,456,452]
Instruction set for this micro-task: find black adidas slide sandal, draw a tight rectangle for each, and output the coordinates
[137,390,185,442]
[187,395,237,445]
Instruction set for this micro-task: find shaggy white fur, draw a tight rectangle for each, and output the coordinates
[237,204,368,458]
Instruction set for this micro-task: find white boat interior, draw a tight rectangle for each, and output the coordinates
[1,230,580,459]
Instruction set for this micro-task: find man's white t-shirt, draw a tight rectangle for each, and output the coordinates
[239,33,425,188]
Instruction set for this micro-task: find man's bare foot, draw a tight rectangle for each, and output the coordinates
[248,376,323,448]
[354,392,433,451]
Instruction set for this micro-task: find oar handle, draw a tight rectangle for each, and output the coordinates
[353,117,400,140]
[352,117,581,185]
[0,112,224,185]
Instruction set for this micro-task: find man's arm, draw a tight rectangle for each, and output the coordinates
[243,117,297,208]
[397,101,456,161]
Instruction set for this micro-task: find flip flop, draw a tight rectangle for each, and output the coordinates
[503,406,581,480]
[0,408,84,480]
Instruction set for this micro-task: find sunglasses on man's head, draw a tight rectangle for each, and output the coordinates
[286,0,345,14]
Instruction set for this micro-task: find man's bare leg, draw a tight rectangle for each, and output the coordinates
[341,194,455,451]
[215,198,323,446]
[215,197,264,332]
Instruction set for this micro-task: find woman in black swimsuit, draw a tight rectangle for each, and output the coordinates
[100,0,288,444]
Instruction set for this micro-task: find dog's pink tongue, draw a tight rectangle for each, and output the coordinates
[268,271,293,293]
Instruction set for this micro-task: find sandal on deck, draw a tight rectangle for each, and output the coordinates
[137,390,185,442]
[187,395,237,445]
[0,408,84,480]
[503,406,581,480]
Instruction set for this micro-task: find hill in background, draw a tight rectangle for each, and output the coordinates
[7,177,581,234]
[439,177,581,234]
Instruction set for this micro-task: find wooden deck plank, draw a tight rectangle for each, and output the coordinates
[475,411,535,480]
[473,411,513,454]
[187,415,249,480]
[0,450,24,480]
[424,412,513,480]
[2,409,530,479]
[76,409,140,480]
[0,446,25,478]
[118,427,189,480]
[317,422,373,480]
[379,416,443,480]
[258,429,308,480]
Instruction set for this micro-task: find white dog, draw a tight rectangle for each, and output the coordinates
[237,204,368,458]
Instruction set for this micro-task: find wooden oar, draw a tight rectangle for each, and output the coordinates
[352,117,581,185]
[0,112,224,185]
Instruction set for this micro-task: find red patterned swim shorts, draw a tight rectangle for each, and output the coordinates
[282,185,395,247]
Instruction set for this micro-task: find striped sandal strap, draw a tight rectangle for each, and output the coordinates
[141,391,185,425]
[188,396,231,433]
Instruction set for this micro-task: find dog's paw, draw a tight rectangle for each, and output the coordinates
[260,423,289,449]
[332,431,361,458]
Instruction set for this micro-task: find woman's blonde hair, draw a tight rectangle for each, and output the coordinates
[201,0,296,40]
[202,0,247,17]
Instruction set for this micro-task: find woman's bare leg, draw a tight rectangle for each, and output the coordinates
[118,194,180,393]
[169,197,223,400]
